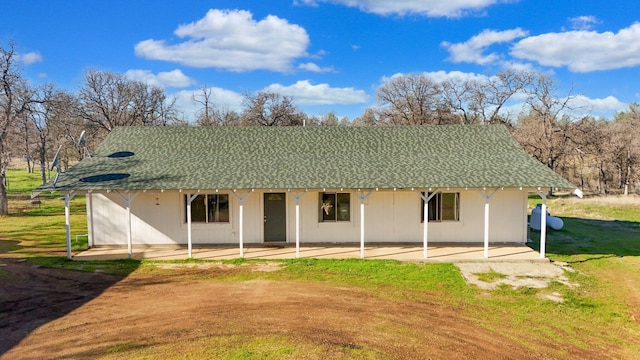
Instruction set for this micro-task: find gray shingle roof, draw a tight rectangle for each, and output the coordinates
[40,125,576,192]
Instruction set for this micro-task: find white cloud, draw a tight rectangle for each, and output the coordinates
[19,51,42,65]
[134,9,309,72]
[380,71,497,90]
[567,15,599,31]
[263,80,369,105]
[309,50,327,60]
[421,70,491,83]
[157,69,197,87]
[442,28,529,65]
[570,94,627,117]
[171,87,245,120]
[297,62,335,73]
[297,0,503,17]
[511,23,640,72]
[125,69,196,88]
[502,94,627,120]
[499,60,537,73]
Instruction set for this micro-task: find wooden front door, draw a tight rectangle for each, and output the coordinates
[264,193,286,242]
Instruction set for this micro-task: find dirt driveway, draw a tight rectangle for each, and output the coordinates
[0,258,599,359]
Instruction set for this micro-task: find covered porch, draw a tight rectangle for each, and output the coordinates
[73,243,546,262]
[64,187,554,262]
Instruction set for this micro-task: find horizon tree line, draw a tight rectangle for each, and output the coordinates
[1,42,638,214]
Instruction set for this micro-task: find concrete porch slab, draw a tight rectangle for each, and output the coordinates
[73,243,545,262]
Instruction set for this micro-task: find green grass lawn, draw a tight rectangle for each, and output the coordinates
[2,170,640,358]
[1,170,88,254]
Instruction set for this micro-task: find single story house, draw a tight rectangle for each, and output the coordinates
[36,125,579,260]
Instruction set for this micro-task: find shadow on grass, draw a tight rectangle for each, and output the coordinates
[6,203,86,217]
[0,253,140,355]
[527,217,640,260]
[1,170,145,355]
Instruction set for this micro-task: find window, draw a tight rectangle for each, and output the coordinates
[319,192,350,222]
[185,194,230,223]
[420,192,459,222]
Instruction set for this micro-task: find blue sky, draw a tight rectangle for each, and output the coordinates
[3,0,639,121]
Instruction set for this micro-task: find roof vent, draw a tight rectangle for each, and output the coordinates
[108,151,135,158]
[80,173,130,183]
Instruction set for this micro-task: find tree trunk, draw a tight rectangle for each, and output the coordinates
[25,157,32,173]
[624,148,631,196]
[23,117,32,173]
[0,139,8,215]
[39,152,47,185]
[0,169,7,215]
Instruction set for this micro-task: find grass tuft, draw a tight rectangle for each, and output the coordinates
[473,268,508,282]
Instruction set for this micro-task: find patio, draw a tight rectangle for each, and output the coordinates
[73,243,547,262]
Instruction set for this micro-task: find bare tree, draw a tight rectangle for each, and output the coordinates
[317,111,340,126]
[522,74,577,171]
[474,69,535,125]
[568,116,608,193]
[611,104,640,195]
[375,74,448,125]
[439,77,476,124]
[374,70,535,126]
[215,108,241,126]
[25,84,80,184]
[437,68,536,126]
[241,91,304,126]
[48,91,97,163]
[352,108,379,126]
[77,69,175,134]
[14,113,35,173]
[193,86,215,126]
[27,84,53,184]
[510,74,580,194]
[0,43,35,214]
[192,87,241,126]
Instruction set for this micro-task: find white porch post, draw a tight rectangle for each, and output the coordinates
[479,189,499,259]
[239,202,244,257]
[416,191,438,259]
[87,192,94,248]
[287,191,307,258]
[356,190,373,259]
[186,193,199,259]
[296,202,300,257]
[64,191,76,260]
[231,190,252,258]
[360,202,365,258]
[115,191,138,259]
[538,192,548,259]
[126,195,132,259]
[484,201,489,258]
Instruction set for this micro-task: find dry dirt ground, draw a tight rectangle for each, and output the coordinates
[0,257,606,360]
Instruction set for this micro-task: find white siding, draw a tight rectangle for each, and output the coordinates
[89,189,528,246]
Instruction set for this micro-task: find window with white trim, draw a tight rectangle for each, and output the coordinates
[185,194,230,223]
[319,192,350,222]
[420,192,460,222]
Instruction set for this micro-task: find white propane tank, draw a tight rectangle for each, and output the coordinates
[530,204,564,230]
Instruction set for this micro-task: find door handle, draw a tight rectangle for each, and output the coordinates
[264,215,267,222]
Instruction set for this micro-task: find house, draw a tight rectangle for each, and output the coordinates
[36,125,579,260]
